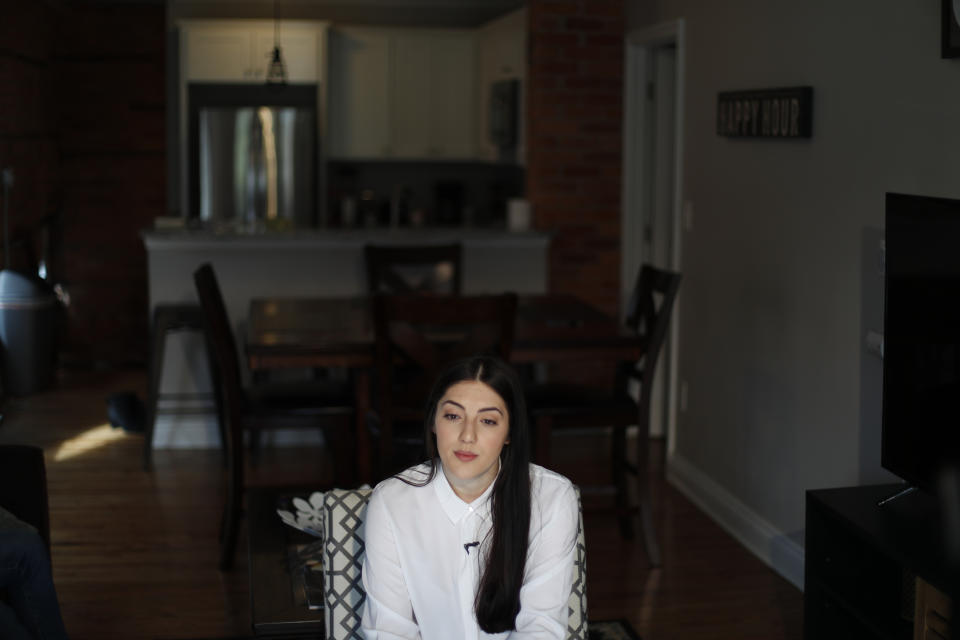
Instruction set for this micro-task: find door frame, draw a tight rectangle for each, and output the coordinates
[620,19,685,457]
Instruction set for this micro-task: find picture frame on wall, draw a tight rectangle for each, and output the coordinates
[942,0,960,58]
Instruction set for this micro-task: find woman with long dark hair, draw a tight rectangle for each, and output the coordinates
[361,355,579,639]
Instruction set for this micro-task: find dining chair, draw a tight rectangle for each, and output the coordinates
[320,485,588,640]
[193,263,356,570]
[525,264,681,567]
[369,292,517,479]
[363,243,462,295]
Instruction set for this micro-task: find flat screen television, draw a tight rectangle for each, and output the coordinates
[882,192,960,496]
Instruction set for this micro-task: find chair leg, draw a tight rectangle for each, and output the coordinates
[142,323,167,471]
[216,412,228,470]
[219,491,241,571]
[634,421,660,567]
[219,457,244,570]
[218,494,228,542]
[637,485,660,567]
[612,425,633,539]
[220,415,245,571]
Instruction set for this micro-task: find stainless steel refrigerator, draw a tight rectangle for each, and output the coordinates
[190,85,317,231]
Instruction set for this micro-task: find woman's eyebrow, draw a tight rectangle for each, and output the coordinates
[440,400,504,416]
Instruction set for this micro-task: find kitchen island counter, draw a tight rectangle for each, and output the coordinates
[143,227,550,305]
[143,227,549,250]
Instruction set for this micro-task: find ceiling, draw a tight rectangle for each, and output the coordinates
[168,0,525,27]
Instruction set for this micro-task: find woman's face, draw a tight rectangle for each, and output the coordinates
[433,379,510,502]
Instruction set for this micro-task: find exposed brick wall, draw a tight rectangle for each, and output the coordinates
[526,0,624,318]
[0,1,59,275]
[54,2,165,368]
[0,1,165,369]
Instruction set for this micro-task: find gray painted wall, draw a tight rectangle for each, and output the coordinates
[629,0,960,580]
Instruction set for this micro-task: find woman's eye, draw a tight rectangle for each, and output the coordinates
[444,413,460,421]
[482,418,498,426]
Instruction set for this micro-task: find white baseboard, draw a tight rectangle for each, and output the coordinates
[666,453,805,590]
[150,415,328,449]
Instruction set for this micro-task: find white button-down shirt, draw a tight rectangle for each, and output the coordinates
[361,462,578,640]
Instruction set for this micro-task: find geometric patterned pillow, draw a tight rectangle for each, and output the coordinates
[322,488,372,640]
[321,485,588,640]
[566,486,589,640]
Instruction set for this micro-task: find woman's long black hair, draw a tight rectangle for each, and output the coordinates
[400,355,532,633]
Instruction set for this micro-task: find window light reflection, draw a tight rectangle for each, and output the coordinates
[53,423,127,462]
[258,106,278,221]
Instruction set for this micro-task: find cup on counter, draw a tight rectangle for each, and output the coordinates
[340,196,357,227]
[507,198,531,232]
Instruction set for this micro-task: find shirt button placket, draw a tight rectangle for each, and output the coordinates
[459,512,479,640]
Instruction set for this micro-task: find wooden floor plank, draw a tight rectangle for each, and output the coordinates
[0,368,802,640]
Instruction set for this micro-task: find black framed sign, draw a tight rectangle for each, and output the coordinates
[943,0,960,58]
[716,86,813,139]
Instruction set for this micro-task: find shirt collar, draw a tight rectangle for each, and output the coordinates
[433,459,499,524]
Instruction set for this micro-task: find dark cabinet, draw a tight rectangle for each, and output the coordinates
[804,485,954,640]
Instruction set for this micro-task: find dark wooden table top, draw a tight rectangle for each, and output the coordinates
[248,485,326,639]
[246,293,642,370]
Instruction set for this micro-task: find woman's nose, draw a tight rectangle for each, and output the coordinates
[459,421,477,443]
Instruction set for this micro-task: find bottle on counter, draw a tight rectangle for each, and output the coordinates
[360,189,378,228]
[340,195,357,228]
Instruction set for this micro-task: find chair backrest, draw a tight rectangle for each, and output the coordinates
[623,264,682,394]
[193,263,244,473]
[364,243,462,295]
[371,292,517,475]
[321,486,588,640]
[0,444,50,552]
[373,292,517,392]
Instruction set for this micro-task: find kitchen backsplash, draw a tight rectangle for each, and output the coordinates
[326,160,524,229]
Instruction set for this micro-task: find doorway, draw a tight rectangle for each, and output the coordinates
[621,20,684,452]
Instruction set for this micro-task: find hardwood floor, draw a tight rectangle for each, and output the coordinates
[0,368,802,640]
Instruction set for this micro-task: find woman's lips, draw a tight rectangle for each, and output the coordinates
[454,451,478,462]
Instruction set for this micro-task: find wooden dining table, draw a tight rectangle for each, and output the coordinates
[246,294,643,482]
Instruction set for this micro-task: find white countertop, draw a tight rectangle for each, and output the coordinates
[141,227,551,251]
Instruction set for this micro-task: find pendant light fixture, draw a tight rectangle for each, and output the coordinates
[265,0,287,85]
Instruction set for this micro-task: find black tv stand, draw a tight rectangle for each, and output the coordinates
[877,484,919,507]
[804,484,954,639]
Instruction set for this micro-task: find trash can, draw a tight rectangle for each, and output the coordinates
[0,269,58,396]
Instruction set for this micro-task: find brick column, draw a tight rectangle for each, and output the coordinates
[526,0,625,317]
[54,4,165,367]
[0,2,59,276]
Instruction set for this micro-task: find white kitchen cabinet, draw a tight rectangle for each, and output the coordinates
[476,8,526,163]
[182,20,326,83]
[185,28,251,80]
[392,30,476,159]
[326,27,393,158]
[327,27,476,160]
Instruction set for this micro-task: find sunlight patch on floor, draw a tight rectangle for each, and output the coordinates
[52,423,128,462]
